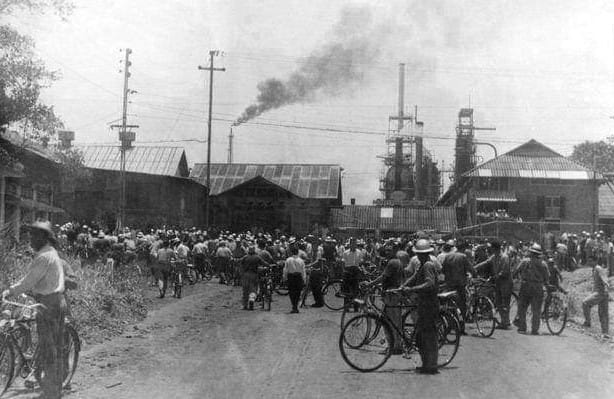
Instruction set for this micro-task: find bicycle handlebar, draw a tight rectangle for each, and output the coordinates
[1,298,47,310]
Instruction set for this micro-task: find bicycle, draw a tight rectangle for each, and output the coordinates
[322,279,345,311]
[511,285,568,335]
[257,267,273,311]
[0,299,80,396]
[463,278,497,338]
[339,289,460,372]
[169,261,183,299]
[339,282,384,330]
[271,261,289,296]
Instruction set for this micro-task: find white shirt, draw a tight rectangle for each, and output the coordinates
[10,245,64,296]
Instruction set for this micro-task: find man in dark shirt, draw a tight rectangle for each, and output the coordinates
[241,246,268,310]
[473,240,513,329]
[442,243,473,333]
[514,243,549,334]
[402,239,439,374]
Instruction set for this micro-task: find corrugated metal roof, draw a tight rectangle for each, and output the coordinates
[77,145,188,177]
[599,183,614,218]
[330,206,457,232]
[475,190,517,202]
[189,163,341,199]
[464,139,598,179]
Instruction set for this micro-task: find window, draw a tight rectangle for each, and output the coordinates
[544,196,561,220]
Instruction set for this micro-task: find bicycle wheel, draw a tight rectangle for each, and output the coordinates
[339,314,392,372]
[0,338,15,395]
[474,296,496,338]
[340,300,366,331]
[323,280,345,311]
[545,294,568,336]
[437,311,461,368]
[61,324,80,388]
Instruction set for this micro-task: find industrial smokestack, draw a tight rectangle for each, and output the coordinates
[233,5,387,126]
[415,121,424,201]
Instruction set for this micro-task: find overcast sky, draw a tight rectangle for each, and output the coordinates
[6,0,614,203]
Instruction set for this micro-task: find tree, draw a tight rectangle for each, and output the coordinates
[570,140,614,173]
[0,0,72,139]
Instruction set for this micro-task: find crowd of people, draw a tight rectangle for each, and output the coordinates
[21,221,609,376]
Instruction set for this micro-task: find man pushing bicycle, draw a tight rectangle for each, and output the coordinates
[2,221,66,399]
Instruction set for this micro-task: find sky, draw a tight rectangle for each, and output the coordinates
[5,0,614,204]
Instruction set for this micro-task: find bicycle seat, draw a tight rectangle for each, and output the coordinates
[438,291,458,300]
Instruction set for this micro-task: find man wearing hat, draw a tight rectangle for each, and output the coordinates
[473,240,513,329]
[513,243,549,334]
[2,221,66,398]
[401,239,439,374]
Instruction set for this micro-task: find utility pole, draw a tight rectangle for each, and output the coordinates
[111,48,138,231]
[198,50,225,229]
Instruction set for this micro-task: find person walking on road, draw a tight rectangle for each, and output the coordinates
[582,255,610,337]
[401,239,439,374]
[514,243,549,335]
[241,246,268,310]
[283,246,306,314]
[2,221,66,399]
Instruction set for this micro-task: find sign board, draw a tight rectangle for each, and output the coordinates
[380,207,393,218]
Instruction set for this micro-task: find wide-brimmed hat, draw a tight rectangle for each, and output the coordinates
[413,239,433,253]
[30,220,55,237]
[528,243,542,255]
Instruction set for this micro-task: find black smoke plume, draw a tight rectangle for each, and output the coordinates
[233,5,387,126]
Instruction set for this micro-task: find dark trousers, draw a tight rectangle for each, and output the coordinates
[242,272,259,308]
[517,283,543,333]
[287,273,304,311]
[36,293,67,399]
[448,284,467,331]
[194,254,206,278]
[495,280,513,327]
[309,270,324,306]
[155,267,170,296]
[416,299,439,370]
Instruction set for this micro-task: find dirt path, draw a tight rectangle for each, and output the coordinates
[6,281,614,399]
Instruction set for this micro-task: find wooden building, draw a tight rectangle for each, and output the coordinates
[439,139,602,233]
[329,205,457,238]
[59,145,207,230]
[189,163,342,235]
[0,130,64,240]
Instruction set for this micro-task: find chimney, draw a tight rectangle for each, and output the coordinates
[350,198,356,205]
[58,130,75,149]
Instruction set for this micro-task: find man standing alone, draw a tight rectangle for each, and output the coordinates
[582,255,610,337]
[283,246,306,314]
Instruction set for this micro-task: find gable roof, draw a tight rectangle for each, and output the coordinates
[463,139,598,180]
[77,145,189,177]
[599,182,614,218]
[330,206,457,233]
[189,163,342,199]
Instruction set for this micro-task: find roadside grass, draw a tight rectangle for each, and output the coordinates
[0,244,151,345]
[562,267,614,336]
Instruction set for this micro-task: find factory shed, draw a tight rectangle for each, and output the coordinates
[190,163,342,235]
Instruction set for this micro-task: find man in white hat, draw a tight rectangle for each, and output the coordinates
[2,221,66,398]
[513,243,549,334]
[401,239,439,374]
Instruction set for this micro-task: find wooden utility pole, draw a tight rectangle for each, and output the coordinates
[110,48,138,231]
[198,50,225,229]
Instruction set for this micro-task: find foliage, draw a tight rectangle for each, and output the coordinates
[0,243,150,345]
[0,0,72,139]
[54,145,92,182]
[570,140,614,173]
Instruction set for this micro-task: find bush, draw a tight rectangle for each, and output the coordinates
[0,243,150,345]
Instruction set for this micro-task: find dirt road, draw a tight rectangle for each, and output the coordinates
[7,281,613,399]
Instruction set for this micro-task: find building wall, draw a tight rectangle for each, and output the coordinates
[467,177,598,230]
[58,170,206,230]
[210,180,337,235]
